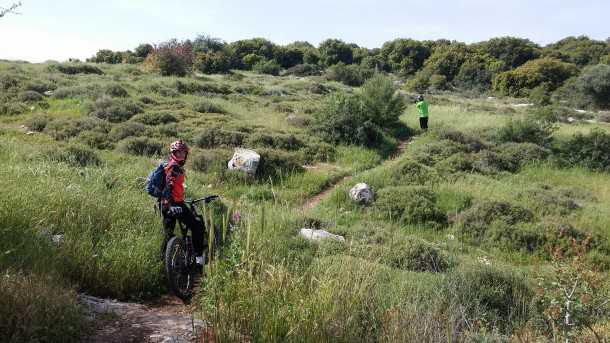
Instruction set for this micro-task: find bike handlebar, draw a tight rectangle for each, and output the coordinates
[185,195,219,205]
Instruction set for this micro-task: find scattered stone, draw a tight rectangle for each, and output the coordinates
[512,103,533,107]
[228,148,260,175]
[25,131,35,135]
[299,228,345,242]
[487,96,496,100]
[575,109,587,113]
[349,183,374,204]
[567,116,577,123]
[585,119,597,124]
[51,234,64,245]
[43,90,54,96]
[477,256,492,266]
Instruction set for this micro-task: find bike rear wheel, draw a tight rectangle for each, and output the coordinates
[164,236,195,301]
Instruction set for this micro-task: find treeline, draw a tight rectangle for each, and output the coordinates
[88,35,610,108]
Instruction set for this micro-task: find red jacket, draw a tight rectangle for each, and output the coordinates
[162,158,185,204]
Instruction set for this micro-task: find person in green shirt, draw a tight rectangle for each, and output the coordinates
[415,95,429,130]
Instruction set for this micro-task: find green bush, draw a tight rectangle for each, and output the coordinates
[318,38,354,66]
[88,96,144,123]
[492,58,578,97]
[20,90,43,102]
[46,144,102,167]
[495,118,555,146]
[130,111,178,125]
[154,48,189,76]
[379,38,431,75]
[385,237,450,272]
[476,36,540,69]
[555,129,610,172]
[193,51,232,74]
[118,137,164,156]
[49,63,104,75]
[256,149,304,179]
[493,142,548,170]
[360,74,406,127]
[194,127,247,148]
[77,130,114,150]
[253,60,281,76]
[191,150,228,174]
[375,186,447,227]
[26,114,49,132]
[45,117,110,141]
[455,201,534,241]
[246,132,304,151]
[0,272,87,343]
[446,266,533,333]
[283,63,322,76]
[52,84,102,100]
[391,159,439,185]
[557,64,610,109]
[0,101,28,116]
[435,152,474,174]
[192,100,226,114]
[104,83,129,97]
[109,122,147,140]
[410,140,467,166]
[517,185,579,216]
[173,80,231,95]
[313,92,382,146]
[471,150,516,174]
[326,63,374,86]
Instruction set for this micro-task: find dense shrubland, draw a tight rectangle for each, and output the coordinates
[84,34,610,108]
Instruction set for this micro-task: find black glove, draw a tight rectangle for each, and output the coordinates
[169,205,183,215]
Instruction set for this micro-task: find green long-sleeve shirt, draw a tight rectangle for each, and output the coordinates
[416,101,429,118]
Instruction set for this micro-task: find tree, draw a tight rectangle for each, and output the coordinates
[134,43,153,58]
[193,34,225,53]
[0,1,21,18]
[543,36,610,66]
[492,58,578,97]
[380,38,431,75]
[318,39,354,66]
[476,36,540,69]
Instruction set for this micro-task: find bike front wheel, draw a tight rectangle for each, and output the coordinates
[164,236,194,301]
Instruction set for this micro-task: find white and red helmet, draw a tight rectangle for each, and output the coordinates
[169,140,190,161]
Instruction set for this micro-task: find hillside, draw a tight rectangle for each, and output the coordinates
[1,59,610,342]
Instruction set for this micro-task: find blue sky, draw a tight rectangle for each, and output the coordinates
[1,0,608,62]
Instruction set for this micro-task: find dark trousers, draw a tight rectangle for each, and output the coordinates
[419,117,428,130]
[161,203,206,257]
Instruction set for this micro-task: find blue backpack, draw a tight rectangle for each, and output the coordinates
[145,162,168,198]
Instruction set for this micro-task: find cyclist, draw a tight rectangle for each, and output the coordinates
[160,140,206,267]
[415,95,429,130]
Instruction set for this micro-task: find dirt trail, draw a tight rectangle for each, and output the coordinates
[79,138,412,342]
[80,294,210,343]
[300,138,411,212]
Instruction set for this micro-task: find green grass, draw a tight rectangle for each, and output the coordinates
[1,60,609,342]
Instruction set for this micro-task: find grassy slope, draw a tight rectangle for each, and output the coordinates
[1,61,609,341]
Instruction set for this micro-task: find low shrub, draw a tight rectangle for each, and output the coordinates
[0,101,29,116]
[385,237,450,272]
[174,80,231,95]
[375,186,447,227]
[52,84,102,100]
[391,159,440,185]
[326,62,374,86]
[435,152,474,174]
[517,185,580,216]
[104,83,129,97]
[109,122,147,140]
[87,96,143,123]
[20,90,43,102]
[435,128,486,152]
[495,118,556,146]
[455,201,534,241]
[471,150,516,174]
[25,114,49,132]
[246,132,304,151]
[256,149,304,179]
[45,144,102,167]
[45,117,110,141]
[556,64,610,109]
[77,130,114,150]
[555,129,610,172]
[194,127,247,148]
[117,137,164,156]
[190,150,228,174]
[0,272,87,343]
[130,111,178,126]
[411,140,467,166]
[253,60,281,76]
[446,265,533,333]
[49,63,104,75]
[283,63,322,76]
[192,100,226,114]
[241,187,275,202]
[493,142,549,170]
[25,80,56,94]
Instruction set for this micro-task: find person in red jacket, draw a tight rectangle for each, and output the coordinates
[160,140,206,266]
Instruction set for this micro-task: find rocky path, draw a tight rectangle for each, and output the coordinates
[300,138,411,212]
[80,294,210,343]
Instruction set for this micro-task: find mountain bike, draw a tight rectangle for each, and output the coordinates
[163,195,219,301]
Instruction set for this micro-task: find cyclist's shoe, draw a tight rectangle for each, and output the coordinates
[195,255,205,266]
